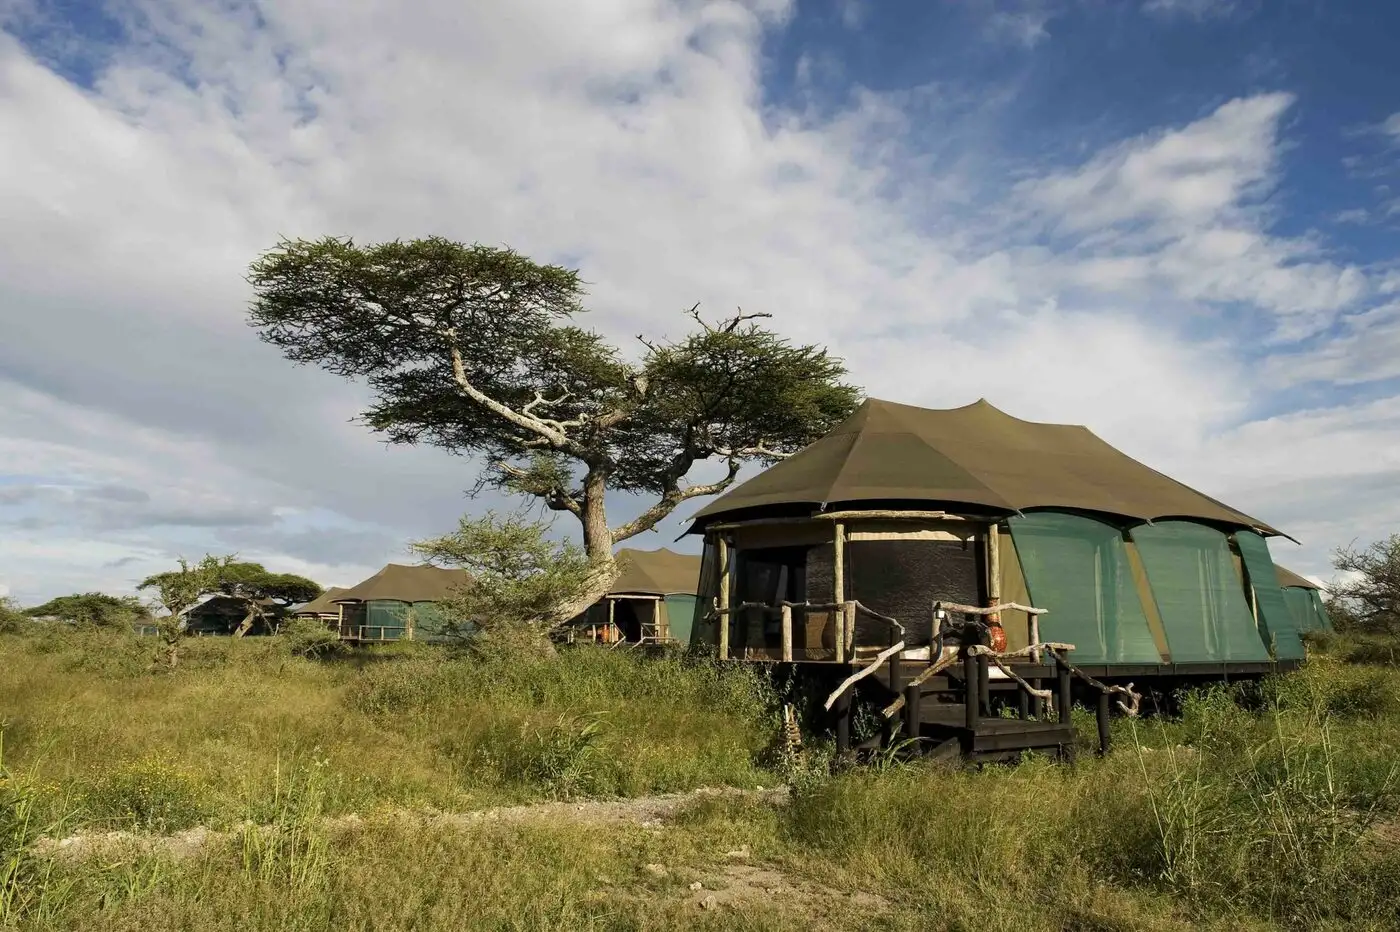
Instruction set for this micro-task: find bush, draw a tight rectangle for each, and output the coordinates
[0,599,30,637]
[84,756,213,833]
[278,617,347,659]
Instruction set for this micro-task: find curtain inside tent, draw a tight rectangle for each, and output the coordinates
[1130,522,1271,663]
[1008,512,1162,664]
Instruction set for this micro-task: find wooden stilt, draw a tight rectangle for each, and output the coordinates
[834,687,852,754]
[717,536,730,660]
[964,651,980,732]
[780,603,793,663]
[977,654,991,717]
[1096,689,1112,756]
[1056,656,1073,725]
[903,681,921,745]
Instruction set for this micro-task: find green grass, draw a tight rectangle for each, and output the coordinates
[5,625,1400,930]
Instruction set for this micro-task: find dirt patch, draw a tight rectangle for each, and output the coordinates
[30,785,791,863]
[683,861,889,914]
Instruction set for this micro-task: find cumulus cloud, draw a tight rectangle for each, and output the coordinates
[1142,0,1244,21]
[0,0,1394,600]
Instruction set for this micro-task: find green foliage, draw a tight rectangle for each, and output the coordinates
[1331,534,1400,634]
[0,598,30,636]
[247,237,861,555]
[410,510,601,635]
[84,756,212,833]
[278,617,347,659]
[23,592,151,628]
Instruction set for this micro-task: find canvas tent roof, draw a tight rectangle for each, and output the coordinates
[1276,565,1322,590]
[292,586,349,615]
[690,398,1282,536]
[610,548,701,596]
[333,564,469,603]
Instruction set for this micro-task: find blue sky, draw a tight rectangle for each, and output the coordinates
[0,0,1397,602]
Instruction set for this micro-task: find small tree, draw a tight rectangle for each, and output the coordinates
[138,555,228,669]
[248,237,861,622]
[23,593,151,629]
[1331,535,1400,635]
[411,511,598,645]
[0,597,29,636]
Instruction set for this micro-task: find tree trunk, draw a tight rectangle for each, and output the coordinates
[233,605,258,638]
[544,465,620,632]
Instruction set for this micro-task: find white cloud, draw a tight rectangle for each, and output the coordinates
[1382,112,1400,140]
[984,10,1052,48]
[0,0,1394,600]
[1142,0,1243,21]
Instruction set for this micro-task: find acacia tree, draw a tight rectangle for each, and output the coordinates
[24,592,152,628]
[1331,535,1400,634]
[138,555,228,669]
[248,237,861,622]
[215,562,322,637]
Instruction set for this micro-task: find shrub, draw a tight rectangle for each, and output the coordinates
[279,617,347,659]
[84,756,212,833]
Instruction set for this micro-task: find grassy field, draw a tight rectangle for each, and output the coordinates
[4,623,1400,930]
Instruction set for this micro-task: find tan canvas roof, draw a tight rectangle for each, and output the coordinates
[610,548,701,596]
[333,564,469,603]
[691,398,1282,536]
[1276,565,1321,590]
[292,586,349,615]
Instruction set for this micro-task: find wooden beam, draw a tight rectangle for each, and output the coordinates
[780,603,793,662]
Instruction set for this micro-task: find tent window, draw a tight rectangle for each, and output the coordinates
[1007,512,1162,665]
[845,538,983,647]
[1130,521,1272,663]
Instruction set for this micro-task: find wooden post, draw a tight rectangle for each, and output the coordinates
[607,599,616,645]
[1031,678,1044,720]
[833,522,846,602]
[987,523,1001,605]
[977,654,991,717]
[884,627,902,746]
[1096,689,1112,756]
[903,681,921,745]
[1056,655,1073,726]
[835,688,852,754]
[780,603,793,662]
[1018,685,1030,720]
[964,650,980,732]
[717,536,730,661]
[843,601,856,658]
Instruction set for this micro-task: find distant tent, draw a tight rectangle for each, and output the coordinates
[1276,565,1333,634]
[291,586,349,620]
[183,595,282,636]
[568,548,701,645]
[332,564,470,642]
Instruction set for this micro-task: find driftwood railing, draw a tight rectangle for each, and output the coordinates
[709,599,904,664]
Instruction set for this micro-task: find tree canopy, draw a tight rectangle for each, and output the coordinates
[248,236,861,619]
[23,592,151,628]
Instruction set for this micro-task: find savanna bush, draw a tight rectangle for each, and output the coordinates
[84,756,213,833]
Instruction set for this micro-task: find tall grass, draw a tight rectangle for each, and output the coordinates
[7,626,1400,929]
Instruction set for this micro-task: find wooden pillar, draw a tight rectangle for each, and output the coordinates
[1096,689,1112,756]
[717,535,730,661]
[977,654,991,717]
[903,681,921,745]
[833,522,846,602]
[987,523,1001,605]
[1018,685,1030,720]
[964,651,980,732]
[607,598,616,644]
[884,627,902,746]
[834,687,852,754]
[780,603,793,662]
[1031,678,1044,720]
[1056,655,1073,725]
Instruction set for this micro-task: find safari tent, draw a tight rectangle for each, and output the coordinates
[1276,565,1332,634]
[568,548,701,646]
[183,596,282,636]
[331,564,470,642]
[290,586,348,622]
[684,398,1308,760]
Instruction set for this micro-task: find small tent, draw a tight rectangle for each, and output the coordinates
[332,564,470,642]
[1276,565,1332,634]
[685,397,1307,672]
[569,548,701,645]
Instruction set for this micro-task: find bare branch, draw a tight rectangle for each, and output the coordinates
[446,343,585,455]
[522,390,572,416]
[711,441,792,460]
[611,459,742,542]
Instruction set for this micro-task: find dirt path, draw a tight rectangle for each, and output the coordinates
[31,784,792,862]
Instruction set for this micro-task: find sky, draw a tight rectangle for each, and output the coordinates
[1,0,1397,603]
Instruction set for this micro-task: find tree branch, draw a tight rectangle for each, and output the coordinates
[495,461,583,517]
[710,441,792,460]
[610,458,742,542]
[446,343,585,455]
